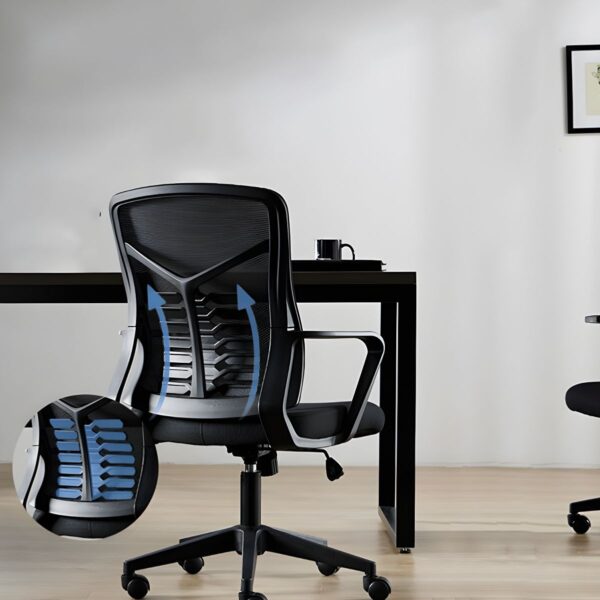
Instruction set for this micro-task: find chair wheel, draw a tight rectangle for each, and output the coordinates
[568,513,591,534]
[316,561,340,576]
[179,557,204,574]
[363,575,391,600]
[126,575,150,599]
[239,593,267,600]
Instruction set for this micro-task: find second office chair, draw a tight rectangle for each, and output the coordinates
[566,315,600,534]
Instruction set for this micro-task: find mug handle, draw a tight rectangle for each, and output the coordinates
[340,243,356,260]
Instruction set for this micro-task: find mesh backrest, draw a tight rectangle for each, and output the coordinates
[111,185,299,419]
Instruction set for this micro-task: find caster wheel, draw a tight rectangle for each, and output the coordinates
[179,557,204,574]
[363,575,391,600]
[568,513,591,534]
[316,561,340,576]
[239,593,268,600]
[126,575,150,600]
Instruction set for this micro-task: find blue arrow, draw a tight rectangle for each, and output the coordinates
[236,285,260,417]
[147,285,170,414]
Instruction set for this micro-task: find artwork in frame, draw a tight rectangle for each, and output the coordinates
[566,45,600,133]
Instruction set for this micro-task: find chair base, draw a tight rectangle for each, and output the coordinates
[568,496,600,534]
[121,464,390,600]
[570,496,600,514]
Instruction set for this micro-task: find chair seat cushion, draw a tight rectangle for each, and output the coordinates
[566,382,600,417]
[150,401,385,447]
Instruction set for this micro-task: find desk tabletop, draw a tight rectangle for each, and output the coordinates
[0,269,415,303]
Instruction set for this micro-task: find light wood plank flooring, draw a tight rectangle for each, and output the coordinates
[1,464,600,599]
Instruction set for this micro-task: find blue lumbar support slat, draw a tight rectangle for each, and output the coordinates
[101,491,135,500]
[90,464,135,476]
[56,441,80,452]
[58,452,83,463]
[90,419,123,430]
[50,417,136,502]
[100,454,136,465]
[58,465,83,475]
[54,430,78,440]
[103,477,135,488]
[56,488,82,499]
[91,476,135,488]
[57,476,83,487]
[94,430,126,441]
[50,418,75,429]
[90,441,133,453]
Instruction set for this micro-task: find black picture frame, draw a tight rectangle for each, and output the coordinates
[566,45,600,133]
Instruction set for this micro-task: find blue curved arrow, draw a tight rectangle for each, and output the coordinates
[236,285,260,417]
[147,285,170,414]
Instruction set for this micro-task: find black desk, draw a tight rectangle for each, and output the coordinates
[0,268,416,551]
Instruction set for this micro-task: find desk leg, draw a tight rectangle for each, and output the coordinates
[396,286,416,550]
[378,290,416,551]
[378,303,397,517]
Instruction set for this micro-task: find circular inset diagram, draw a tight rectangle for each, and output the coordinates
[13,394,158,538]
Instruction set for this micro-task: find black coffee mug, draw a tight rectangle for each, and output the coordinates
[315,239,355,260]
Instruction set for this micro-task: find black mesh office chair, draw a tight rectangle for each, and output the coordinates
[566,314,600,534]
[109,184,391,600]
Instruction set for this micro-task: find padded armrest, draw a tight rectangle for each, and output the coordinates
[585,315,600,323]
[259,330,384,450]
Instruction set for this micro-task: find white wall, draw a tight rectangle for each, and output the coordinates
[2,0,600,467]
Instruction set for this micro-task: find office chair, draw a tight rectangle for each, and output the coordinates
[109,184,391,600]
[566,314,600,534]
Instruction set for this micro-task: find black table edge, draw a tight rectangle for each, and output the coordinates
[0,271,416,303]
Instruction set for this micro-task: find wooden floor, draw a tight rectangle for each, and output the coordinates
[1,464,600,599]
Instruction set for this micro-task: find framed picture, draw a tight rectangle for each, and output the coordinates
[566,45,600,133]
